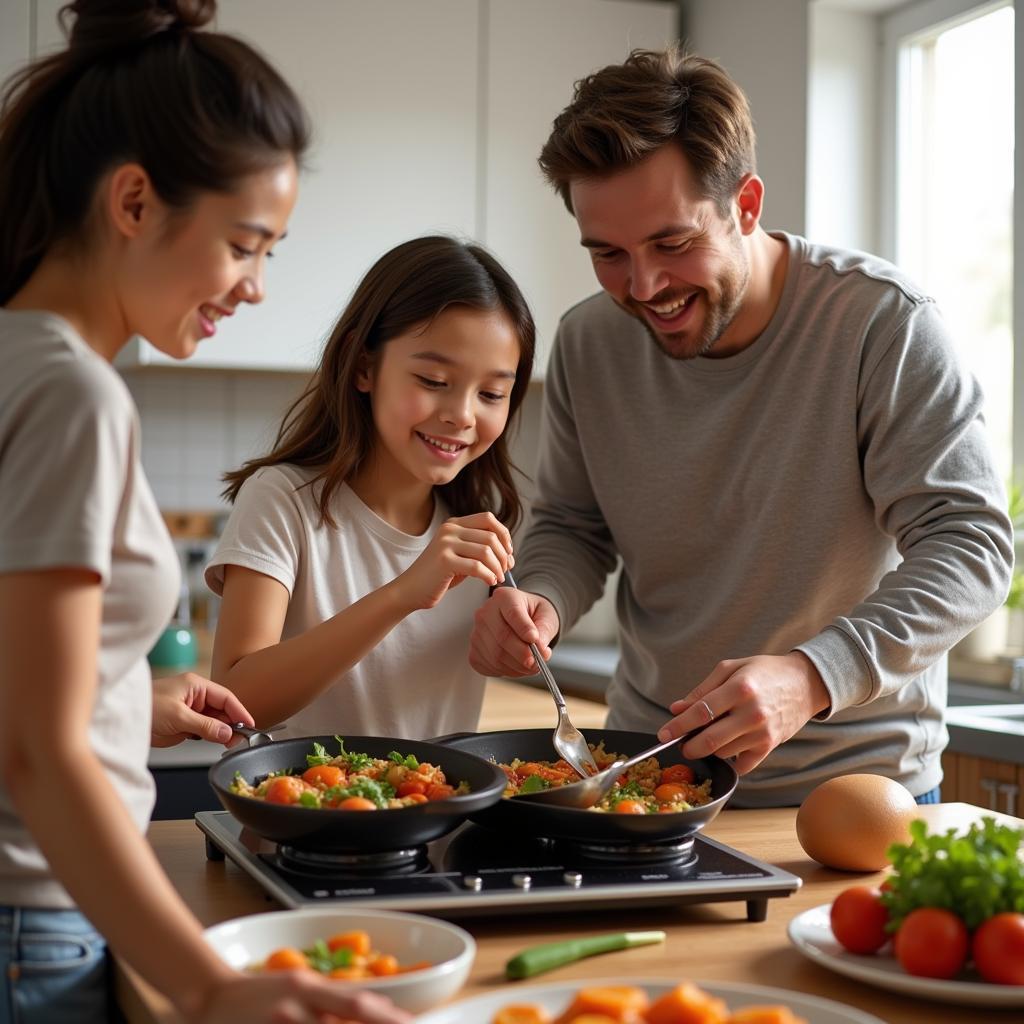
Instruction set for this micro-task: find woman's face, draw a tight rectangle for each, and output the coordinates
[357,305,521,493]
[122,159,299,359]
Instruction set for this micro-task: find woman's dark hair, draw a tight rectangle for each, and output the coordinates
[539,46,756,217]
[223,236,536,532]
[0,0,310,303]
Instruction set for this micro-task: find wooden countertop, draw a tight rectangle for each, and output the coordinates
[120,680,1024,1023]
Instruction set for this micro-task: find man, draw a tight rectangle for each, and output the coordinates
[468,48,1013,806]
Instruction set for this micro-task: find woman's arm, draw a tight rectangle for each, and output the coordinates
[212,511,514,727]
[0,568,409,1024]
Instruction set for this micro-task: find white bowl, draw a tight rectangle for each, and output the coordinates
[203,907,475,1013]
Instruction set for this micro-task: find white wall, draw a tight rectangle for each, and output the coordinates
[678,0,810,235]
[807,4,880,253]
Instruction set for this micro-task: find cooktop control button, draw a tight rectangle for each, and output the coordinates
[512,873,532,889]
[462,875,483,891]
[563,871,583,887]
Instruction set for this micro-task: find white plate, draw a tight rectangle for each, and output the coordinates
[416,976,885,1024]
[788,903,1024,1008]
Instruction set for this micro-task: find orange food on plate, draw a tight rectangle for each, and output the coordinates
[493,1006,554,1024]
[491,983,809,1024]
[643,982,728,1024]
[553,985,650,1023]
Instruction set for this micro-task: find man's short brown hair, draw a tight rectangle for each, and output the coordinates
[538,47,756,216]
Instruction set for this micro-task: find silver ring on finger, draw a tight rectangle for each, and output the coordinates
[698,699,716,724]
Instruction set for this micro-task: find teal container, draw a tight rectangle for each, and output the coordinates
[148,626,198,670]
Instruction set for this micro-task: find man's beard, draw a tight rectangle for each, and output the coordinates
[623,241,750,361]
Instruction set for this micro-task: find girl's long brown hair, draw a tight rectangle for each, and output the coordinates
[223,236,536,532]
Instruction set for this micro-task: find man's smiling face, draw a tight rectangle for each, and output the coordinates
[570,144,751,360]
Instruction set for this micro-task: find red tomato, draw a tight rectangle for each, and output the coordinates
[894,907,968,979]
[613,800,647,814]
[829,886,889,955]
[337,796,376,811]
[397,779,428,797]
[660,764,695,785]
[264,776,307,805]
[972,913,1024,985]
[653,783,688,804]
[302,765,344,788]
[425,783,456,801]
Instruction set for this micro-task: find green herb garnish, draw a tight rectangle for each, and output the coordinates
[518,774,551,793]
[881,817,1024,930]
[388,750,419,770]
[336,737,372,771]
[325,777,395,808]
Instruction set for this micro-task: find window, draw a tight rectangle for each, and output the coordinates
[884,0,1015,477]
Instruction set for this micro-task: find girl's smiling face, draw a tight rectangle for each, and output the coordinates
[120,159,299,359]
[356,305,521,497]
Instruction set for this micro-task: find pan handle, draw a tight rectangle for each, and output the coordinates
[230,722,274,747]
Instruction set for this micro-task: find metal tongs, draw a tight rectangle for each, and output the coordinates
[504,572,601,779]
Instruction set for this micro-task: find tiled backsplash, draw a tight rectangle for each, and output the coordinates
[123,368,309,510]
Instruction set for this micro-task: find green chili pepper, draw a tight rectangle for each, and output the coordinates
[504,930,666,980]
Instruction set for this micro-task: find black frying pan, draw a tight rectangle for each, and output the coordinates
[208,735,507,852]
[437,728,737,844]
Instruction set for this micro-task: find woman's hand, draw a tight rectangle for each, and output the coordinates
[194,971,413,1024]
[390,511,514,612]
[150,673,255,748]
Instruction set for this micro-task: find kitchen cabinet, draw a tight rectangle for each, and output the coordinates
[942,750,1024,818]
[27,0,678,373]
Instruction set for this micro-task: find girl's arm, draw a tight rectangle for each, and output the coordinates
[212,511,514,727]
[0,569,408,1024]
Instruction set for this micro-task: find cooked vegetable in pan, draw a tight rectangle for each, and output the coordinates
[497,742,712,814]
[230,737,470,809]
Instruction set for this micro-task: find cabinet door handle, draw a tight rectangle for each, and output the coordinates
[980,778,999,809]
[996,782,1019,816]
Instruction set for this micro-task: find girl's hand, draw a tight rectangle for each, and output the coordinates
[194,971,412,1024]
[392,511,514,612]
[150,673,255,748]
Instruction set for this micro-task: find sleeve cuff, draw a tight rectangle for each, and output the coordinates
[795,624,875,718]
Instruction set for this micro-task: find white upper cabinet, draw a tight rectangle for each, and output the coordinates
[483,0,678,369]
[28,0,678,373]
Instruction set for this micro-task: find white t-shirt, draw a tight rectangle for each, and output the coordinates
[206,464,488,740]
[0,310,178,908]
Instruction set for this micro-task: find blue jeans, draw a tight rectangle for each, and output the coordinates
[915,786,941,805]
[0,907,112,1024]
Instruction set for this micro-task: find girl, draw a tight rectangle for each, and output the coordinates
[208,236,535,739]
[0,1,408,1022]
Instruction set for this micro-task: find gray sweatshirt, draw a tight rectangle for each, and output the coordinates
[518,232,1013,806]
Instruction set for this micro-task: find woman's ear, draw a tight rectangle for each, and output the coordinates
[105,163,158,241]
[354,350,374,393]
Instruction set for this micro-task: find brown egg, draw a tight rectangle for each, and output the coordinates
[795,773,917,871]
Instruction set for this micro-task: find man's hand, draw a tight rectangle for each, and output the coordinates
[150,673,255,748]
[657,651,831,775]
[469,586,561,677]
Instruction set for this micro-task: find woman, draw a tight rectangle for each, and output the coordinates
[0,1,409,1022]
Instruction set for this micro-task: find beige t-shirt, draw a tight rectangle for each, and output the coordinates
[0,310,178,908]
[206,464,488,740]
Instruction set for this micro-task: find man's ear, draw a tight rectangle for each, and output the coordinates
[735,173,765,236]
[105,163,156,240]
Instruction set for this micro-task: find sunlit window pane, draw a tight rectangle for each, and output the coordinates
[896,3,1014,478]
